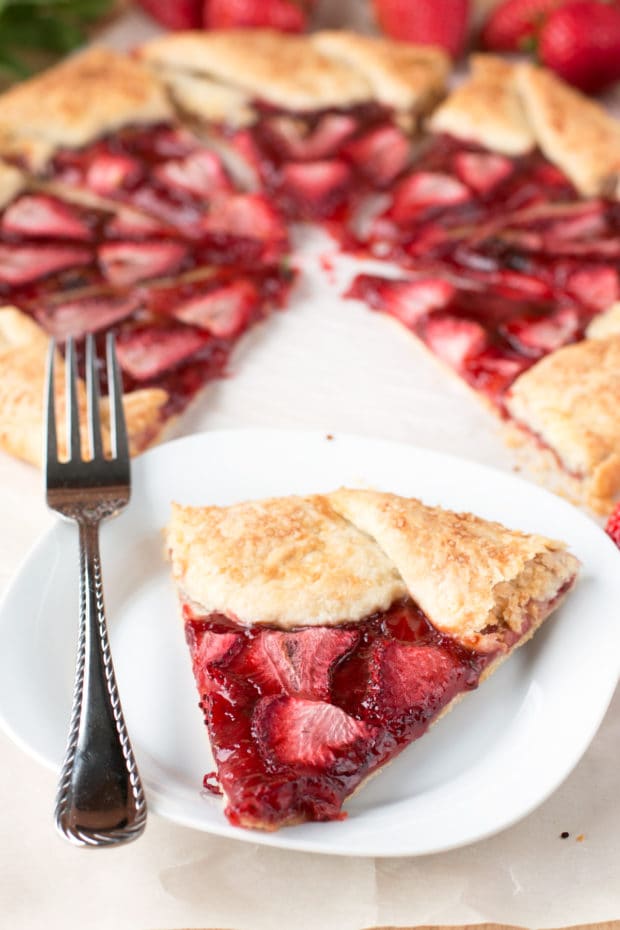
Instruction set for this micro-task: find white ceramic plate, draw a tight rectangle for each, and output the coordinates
[1,429,618,857]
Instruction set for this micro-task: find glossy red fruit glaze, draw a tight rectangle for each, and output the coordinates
[605,503,620,550]
[184,598,489,828]
[346,272,596,406]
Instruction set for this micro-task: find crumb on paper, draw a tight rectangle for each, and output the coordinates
[560,831,570,839]
[326,433,334,441]
[576,833,585,842]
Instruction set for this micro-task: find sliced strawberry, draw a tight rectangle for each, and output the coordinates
[172,279,260,338]
[202,193,288,260]
[454,152,514,196]
[390,171,471,225]
[503,307,580,357]
[105,207,175,239]
[347,274,455,328]
[253,696,372,770]
[98,241,188,287]
[0,244,92,286]
[85,153,143,196]
[116,325,210,381]
[128,186,206,238]
[421,315,488,371]
[488,269,553,301]
[541,237,620,259]
[344,124,411,188]
[263,113,359,162]
[467,349,531,400]
[278,160,352,219]
[364,641,472,730]
[2,195,95,241]
[226,130,266,189]
[229,628,359,701]
[186,626,244,696]
[605,503,620,550]
[154,150,233,199]
[531,202,607,242]
[566,267,618,311]
[37,294,141,341]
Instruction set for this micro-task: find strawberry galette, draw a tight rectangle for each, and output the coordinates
[166,489,579,830]
[0,32,618,513]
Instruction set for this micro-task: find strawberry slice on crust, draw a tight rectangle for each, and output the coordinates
[253,696,373,770]
[364,641,475,731]
[347,274,456,328]
[116,325,210,381]
[502,307,581,357]
[154,150,234,199]
[85,152,143,197]
[201,193,289,263]
[390,171,471,225]
[98,241,188,287]
[278,160,352,219]
[37,294,142,341]
[170,279,261,338]
[565,267,619,311]
[227,627,359,701]
[261,113,360,162]
[0,244,92,286]
[344,124,412,189]
[453,152,514,196]
[2,195,95,241]
[420,315,489,372]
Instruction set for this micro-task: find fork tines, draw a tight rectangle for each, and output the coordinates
[45,333,129,472]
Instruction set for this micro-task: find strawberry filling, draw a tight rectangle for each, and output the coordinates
[184,599,491,830]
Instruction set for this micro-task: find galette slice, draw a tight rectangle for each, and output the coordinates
[166,490,578,831]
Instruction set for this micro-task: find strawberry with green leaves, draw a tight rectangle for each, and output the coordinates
[481,0,568,51]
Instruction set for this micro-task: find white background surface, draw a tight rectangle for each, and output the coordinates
[1,3,619,928]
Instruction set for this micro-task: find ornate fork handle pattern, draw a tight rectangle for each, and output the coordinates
[54,517,147,847]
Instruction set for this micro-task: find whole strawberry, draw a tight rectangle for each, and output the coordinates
[372,0,471,59]
[606,502,620,550]
[481,0,568,51]
[137,0,203,29]
[204,0,312,32]
[538,1,620,92]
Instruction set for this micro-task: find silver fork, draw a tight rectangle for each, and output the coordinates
[45,333,147,848]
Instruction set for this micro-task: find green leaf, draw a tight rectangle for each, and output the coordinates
[0,0,114,79]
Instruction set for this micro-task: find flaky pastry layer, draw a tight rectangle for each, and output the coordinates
[506,336,620,511]
[167,489,578,651]
[0,47,172,157]
[0,306,169,466]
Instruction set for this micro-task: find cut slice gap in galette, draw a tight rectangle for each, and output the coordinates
[166,489,579,831]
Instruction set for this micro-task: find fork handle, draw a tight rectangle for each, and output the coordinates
[55,519,147,847]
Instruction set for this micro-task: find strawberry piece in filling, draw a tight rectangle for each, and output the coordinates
[183,599,495,829]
